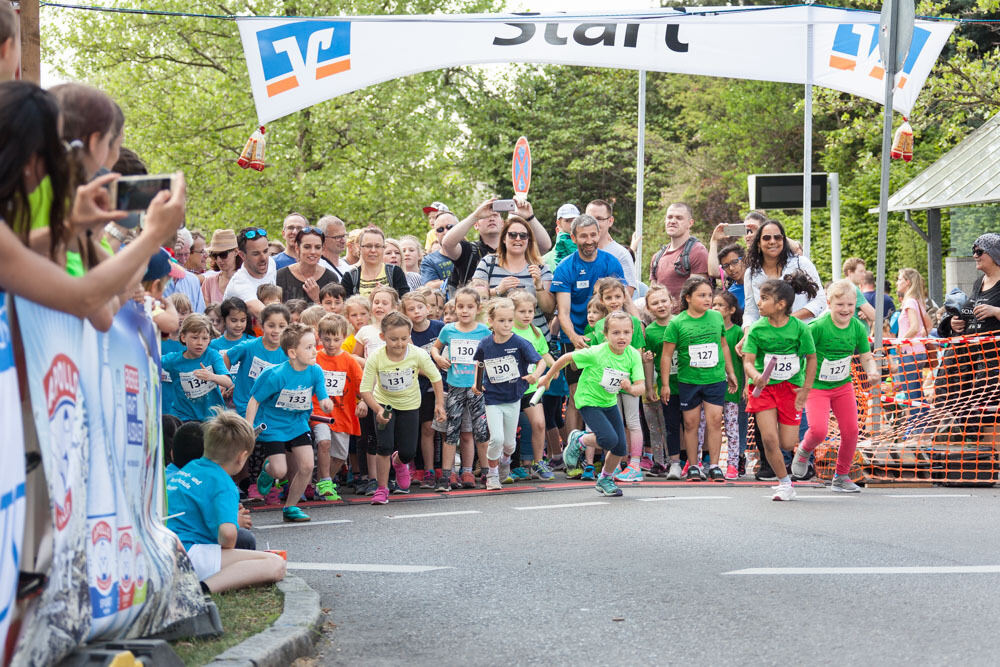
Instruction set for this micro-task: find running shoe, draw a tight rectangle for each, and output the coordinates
[531,460,555,481]
[245,483,265,505]
[485,474,502,491]
[264,487,282,506]
[392,455,411,492]
[303,483,316,501]
[666,461,683,480]
[282,506,311,522]
[510,466,531,481]
[499,461,512,484]
[595,476,623,497]
[548,456,566,472]
[564,430,585,469]
[725,464,739,480]
[831,474,861,493]
[460,471,477,489]
[581,465,596,481]
[614,464,644,483]
[648,462,669,477]
[353,477,369,495]
[790,447,810,479]
[435,473,451,492]
[315,479,341,502]
[771,484,797,501]
[420,471,436,489]
[565,467,583,480]
[256,467,275,496]
[639,457,653,472]
[364,478,378,496]
[708,465,726,482]
[755,461,778,482]
[371,487,390,505]
[686,464,703,482]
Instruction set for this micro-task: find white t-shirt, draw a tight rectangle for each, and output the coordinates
[223,257,277,303]
[602,240,638,288]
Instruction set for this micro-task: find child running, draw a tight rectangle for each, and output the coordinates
[473,298,544,490]
[510,290,557,481]
[401,292,445,488]
[538,311,645,497]
[660,277,738,481]
[223,304,290,416]
[247,323,333,522]
[742,274,818,501]
[359,312,446,505]
[642,284,683,479]
[790,279,878,492]
[162,314,233,422]
[713,290,746,479]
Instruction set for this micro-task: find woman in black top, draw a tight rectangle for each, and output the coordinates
[275,227,337,303]
[340,226,410,298]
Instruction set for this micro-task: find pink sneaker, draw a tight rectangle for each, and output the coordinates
[725,464,739,480]
[371,487,389,505]
[246,483,264,505]
[392,454,411,492]
[639,457,653,471]
[264,487,282,505]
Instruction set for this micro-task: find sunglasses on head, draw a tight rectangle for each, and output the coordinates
[973,247,985,257]
[506,231,530,240]
[210,249,233,260]
[299,226,323,236]
[435,224,455,234]
[241,228,267,240]
[760,233,783,242]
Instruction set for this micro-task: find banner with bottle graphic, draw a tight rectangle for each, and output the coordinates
[11,298,207,666]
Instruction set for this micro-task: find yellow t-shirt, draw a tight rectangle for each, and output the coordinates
[424,228,437,251]
[359,344,441,410]
[342,335,358,355]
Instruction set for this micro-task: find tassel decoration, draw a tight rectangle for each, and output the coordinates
[890,117,913,162]
[237,126,267,171]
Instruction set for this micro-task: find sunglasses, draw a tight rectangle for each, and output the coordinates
[760,234,783,242]
[973,248,985,257]
[435,224,455,234]
[299,226,323,236]
[210,249,233,260]
[506,231,530,240]
[241,228,268,240]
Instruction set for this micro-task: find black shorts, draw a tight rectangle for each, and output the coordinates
[520,394,533,411]
[419,390,436,424]
[542,394,566,430]
[259,431,312,458]
[560,342,583,385]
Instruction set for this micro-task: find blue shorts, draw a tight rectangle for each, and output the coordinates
[678,381,726,411]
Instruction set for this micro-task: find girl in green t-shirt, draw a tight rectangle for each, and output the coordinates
[660,277,737,482]
[713,290,746,480]
[642,284,682,479]
[511,290,557,481]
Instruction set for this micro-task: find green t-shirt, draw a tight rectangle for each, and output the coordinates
[808,312,870,390]
[65,250,85,277]
[723,323,745,402]
[644,320,678,394]
[744,316,816,387]
[590,314,644,349]
[513,323,548,394]
[664,309,727,385]
[853,284,866,319]
[571,342,644,409]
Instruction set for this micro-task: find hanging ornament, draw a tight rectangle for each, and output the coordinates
[890,117,914,162]
[237,126,266,171]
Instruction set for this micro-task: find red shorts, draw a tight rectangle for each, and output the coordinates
[746,381,801,426]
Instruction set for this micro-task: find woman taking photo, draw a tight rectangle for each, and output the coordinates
[341,226,410,298]
[473,216,554,337]
[201,229,241,305]
[275,226,338,303]
[742,219,825,328]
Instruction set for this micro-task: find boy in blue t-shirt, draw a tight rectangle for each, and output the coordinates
[246,323,332,523]
[166,410,285,592]
[223,304,290,415]
[161,315,233,422]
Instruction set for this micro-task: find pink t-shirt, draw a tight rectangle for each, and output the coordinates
[898,297,926,353]
[650,240,709,310]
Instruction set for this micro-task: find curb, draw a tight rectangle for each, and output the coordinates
[206,574,322,667]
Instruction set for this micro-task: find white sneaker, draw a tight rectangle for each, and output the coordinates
[485,474,502,491]
[831,475,861,493]
[666,461,683,480]
[790,448,810,479]
[772,484,797,501]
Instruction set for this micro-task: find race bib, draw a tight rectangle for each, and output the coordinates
[324,370,347,397]
[450,339,477,365]
[160,369,171,383]
[248,356,274,380]
[178,371,213,399]
[765,353,800,382]
[600,368,629,394]
[485,355,519,384]
[576,280,590,290]
[275,387,312,410]
[379,368,414,392]
[819,356,851,383]
[689,342,718,368]
[669,350,679,375]
[229,361,241,375]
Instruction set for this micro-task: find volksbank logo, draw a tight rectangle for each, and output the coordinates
[257,20,351,98]
[829,23,931,89]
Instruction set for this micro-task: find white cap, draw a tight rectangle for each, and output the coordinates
[556,203,580,220]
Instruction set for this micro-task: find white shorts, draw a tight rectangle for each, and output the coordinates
[618,393,641,431]
[311,425,351,461]
[187,543,222,580]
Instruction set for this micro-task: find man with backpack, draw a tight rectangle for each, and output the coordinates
[648,203,709,310]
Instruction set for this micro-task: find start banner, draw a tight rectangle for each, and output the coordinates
[236,6,955,124]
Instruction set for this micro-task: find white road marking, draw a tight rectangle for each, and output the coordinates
[386,510,482,520]
[287,562,452,573]
[760,495,849,500]
[883,494,972,498]
[724,566,1000,576]
[254,519,352,530]
[514,501,609,511]
[637,496,732,502]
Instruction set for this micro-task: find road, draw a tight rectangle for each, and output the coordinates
[252,480,1000,665]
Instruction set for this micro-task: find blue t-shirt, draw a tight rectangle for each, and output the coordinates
[225,338,288,415]
[210,333,254,355]
[419,251,454,285]
[273,251,296,270]
[550,249,625,342]
[728,281,745,310]
[250,361,328,442]
[160,338,185,417]
[473,333,541,405]
[161,348,228,422]
[166,457,238,550]
[437,322,491,388]
[410,320,445,393]
[164,462,180,483]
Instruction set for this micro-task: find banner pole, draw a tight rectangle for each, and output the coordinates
[803,19,813,255]
[635,69,646,274]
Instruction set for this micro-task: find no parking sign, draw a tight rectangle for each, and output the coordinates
[512,136,531,197]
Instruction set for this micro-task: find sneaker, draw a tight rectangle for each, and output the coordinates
[353,477,369,495]
[256,468,275,496]
[498,461,512,483]
[392,455,411,492]
[614,464,644,482]
[548,456,566,472]
[303,483,316,501]
[364,478,378,496]
[686,464,703,481]
[580,465,596,481]
[755,461,778,482]
[725,464,739,480]
[772,484,797,501]
[831,474,861,493]
[738,453,747,476]
[798,462,817,481]
[485,474,502,491]
[790,448,810,479]
[391,480,409,495]
[246,483,265,505]
[264,487,282,505]
[282,506,311,522]
[565,467,583,480]
[510,466,531,481]
[315,479,341,502]
[640,458,653,472]
[371,487,390,505]
[531,460,555,481]
[666,461,683,480]
[648,462,668,477]
[460,471,477,489]
[435,474,452,492]
[708,465,726,482]
[595,476,623,497]
[420,471,436,490]
[564,430,585,468]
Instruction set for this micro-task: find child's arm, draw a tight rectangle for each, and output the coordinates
[721,335,738,394]
[431,339,451,370]
[222,351,231,370]
[245,397,259,426]
[217,522,238,549]
[524,357,547,386]
[796,353,817,411]
[359,391,388,424]
[193,363,234,389]
[642,353,658,403]
[659,341,675,403]
[430,379,446,423]
[743,352,765,394]
[537,352,574,389]
[619,377,645,397]
[859,351,879,384]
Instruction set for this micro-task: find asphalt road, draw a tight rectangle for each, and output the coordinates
[252,481,1000,665]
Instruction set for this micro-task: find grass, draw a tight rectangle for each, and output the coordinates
[170,584,283,666]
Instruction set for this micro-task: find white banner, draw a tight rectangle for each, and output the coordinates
[237,6,954,124]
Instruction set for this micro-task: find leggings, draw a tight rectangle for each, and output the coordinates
[695,402,740,468]
[799,382,859,476]
[485,401,520,461]
[643,399,668,465]
[660,394,682,458]
[578,405,627,457]
[375,407,420,463]
[543,393,566,430]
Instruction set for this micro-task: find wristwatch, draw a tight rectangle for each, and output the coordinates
[104,223,129,244]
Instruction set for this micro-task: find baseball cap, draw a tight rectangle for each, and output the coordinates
[143,248,186,282]
[556,203,580,220]
[422,201,450,215]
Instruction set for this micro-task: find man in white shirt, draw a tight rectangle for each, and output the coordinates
[586,199,637,297]
[224,227,276,319]
[317,215,353,280]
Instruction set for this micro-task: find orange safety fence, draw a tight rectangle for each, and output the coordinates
[750,334,1000,485]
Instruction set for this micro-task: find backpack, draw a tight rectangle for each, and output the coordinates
[650,237,700,284]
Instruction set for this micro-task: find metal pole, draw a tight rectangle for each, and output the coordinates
[830,172,841,280]
[803,21,813,255]
[635,70,646,274]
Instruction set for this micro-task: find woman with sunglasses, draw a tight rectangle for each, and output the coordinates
[340,226,410,298]
[276,226,339,303]
[473,216,555,338]
[201,229,242,305]
[742,219,825,330]
[939,234,1000,337]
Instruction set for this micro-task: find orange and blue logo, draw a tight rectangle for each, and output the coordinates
[257,20,351,98]
[828,23,931,90]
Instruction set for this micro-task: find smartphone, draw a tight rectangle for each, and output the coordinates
[723,223,747,237]
[492,199,517,212]
[110,174,174,213]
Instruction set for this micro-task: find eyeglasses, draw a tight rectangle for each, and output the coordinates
[593,216,611,223]
[760,234,783,242]
[435,224,455,234]
[361,244,385,250]
[506,231,530,240]
[973,248,985,257]
[241,228,268,240]
[210,249,233,260]
[720,258,743,269]
[191,248,206,255]
[326,234,346,241]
